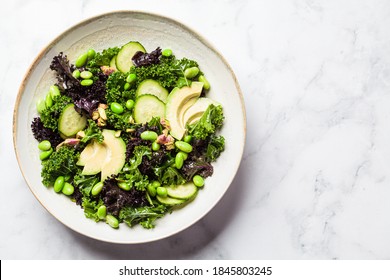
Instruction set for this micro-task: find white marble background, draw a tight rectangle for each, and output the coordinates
[1,0,390,259]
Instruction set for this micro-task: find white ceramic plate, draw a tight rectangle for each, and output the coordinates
[13,11,246,244]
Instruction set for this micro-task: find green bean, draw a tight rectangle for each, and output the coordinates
[156,186,168,197]
[126,73,136,83]
[162,49,172,57]
[62,182,74,196]
[80,70,93,79]
[75,52,88,68]
[140,131,158,141]
[110,102,124,114]
[53,176,65,193]
[125,99,135,110]
[45,93,53,108]
[87,48,96,60]
[97,205,107,220]
[147,184,157,197]
[175,141,193,153]
[184,67,199,79]
[40,148,53,160]
[36,98,46,114]
[80,79,93,86]
[38,140,51,151]
[193,175,204,187]
[91,182,104,196]
[152,142,161,151]
[175,152,184,169]
[49,85,60,99]
[177,151,188,160]
[183,135,192,143]
[124,82,130,90]
[72,69,81,79]
[106,215,119,229]
[198,75,210,90]
[118,182,131,191]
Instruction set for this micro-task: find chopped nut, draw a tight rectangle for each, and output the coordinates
[115,130,121,138]
[126,128,135,133]
[101,66,116,75]
[76,131,86,139]
[56,138,80,151]
[128,116,135,124]
[98,103,108,109]
[98,107,107,120]
[160,118,171,130]
[92,110,100,120]
[97,118,106,127]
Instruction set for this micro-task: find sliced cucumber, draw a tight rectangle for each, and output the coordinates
[58,104,87,137]
[136,79,169,103]
[116,41,146,73]
[110,55,117,71]
[157,195,185,206]
[133,94,165,124]
[166,182,197,200]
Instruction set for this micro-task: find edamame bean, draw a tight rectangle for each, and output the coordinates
[36,98,46,114]
[54,176,65,193]
[124,82,130,90]
[152,181,161,188]
[80,79,93,86]
[198,75,210,90]
[152,142,161,151]
[175,152,184,169]
[106,215,119,229]
[126,73,136,83]
[91,182,104,196]
[45,93,53,108]
[184,67,200,79]
[147,184,157,197]
[49,85,60,99]
[97,205,107,220]
[62,182,74,196]
[118,182,131,191]
[177,151,188,160]
[80,70,93,79]
[175,141,193,153]
[75,52,88,68]
[162,48,172,57]
[110,102,124,114]
[38,140,51,151]
[156,186,167,197]
[183,135,192,143]
[140,131,158,141]
[40,148,53,160]
[87,48,96,60]
[72,69,81,78]
[125,99,135,110]
[193,175,204,187]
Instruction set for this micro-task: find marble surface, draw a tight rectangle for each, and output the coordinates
[1,0,390,259]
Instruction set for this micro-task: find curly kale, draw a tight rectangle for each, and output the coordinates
[87,47,120,69]
[50,52,80,90]
[41,146,80,186]
[80,119,104,144]
[39,95,72,131]
[31,117,63,147]
[119,204,168,229]
[181,159,213,181]
[132,47,161,67]
[206,135,225,162]
[187,104,224,140]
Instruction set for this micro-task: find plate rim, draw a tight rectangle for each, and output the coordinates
[12,10,247,244]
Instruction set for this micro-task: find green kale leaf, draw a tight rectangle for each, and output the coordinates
[73,172,100,197]
[87,47,120,68]
[81,119,104,144]
[40,95,72,131]
[206,135,225,162]
[119,204,168,229]
[161,166,186,186]
[187,104,224,140]
[41,146,80,186]
[82,197,104,222]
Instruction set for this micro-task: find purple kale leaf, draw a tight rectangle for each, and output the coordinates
[132,47,162,67]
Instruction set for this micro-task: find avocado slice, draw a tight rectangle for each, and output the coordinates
[100,129,126,181]
[165,82,203,140]
[182,97,219,126]
[81,141,107,175]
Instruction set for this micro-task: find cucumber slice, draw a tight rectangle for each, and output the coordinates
[58,104,87,137]
[110,55,117,71]
[133,94,165,124]
[116,41,146,73]
[136,79,169,103]
[166,182,198,200]
[157,195,185,206]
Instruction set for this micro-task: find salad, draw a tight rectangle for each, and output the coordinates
[31,41,225,229]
